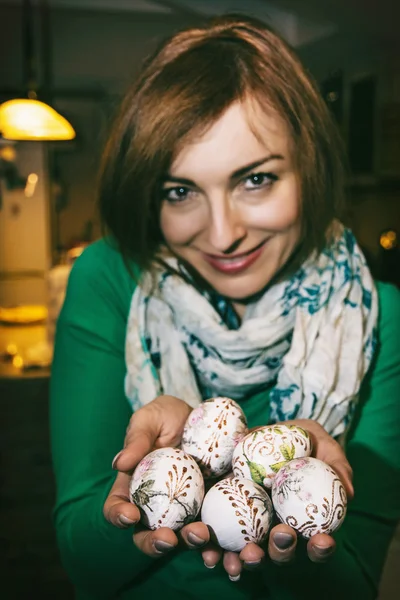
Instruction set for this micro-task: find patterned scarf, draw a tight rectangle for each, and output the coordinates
[125,224,378,438]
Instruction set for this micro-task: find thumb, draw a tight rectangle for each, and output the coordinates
[103,471,141,527]
[112,410,160,473]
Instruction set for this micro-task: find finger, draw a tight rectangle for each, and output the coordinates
[307,533,336,563]
[303,422,354,498]
[103,471,140,528]
[112,420,158,473]
[133,526,178,557]
[239,542,265,571]
[152,395,193,448]
[180,522,210,549]
[268,524,297,565]
[202,544,223,569]
[223,551,242,581]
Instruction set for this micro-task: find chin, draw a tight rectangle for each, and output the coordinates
[209,276,272,302]
[180,257,278,301]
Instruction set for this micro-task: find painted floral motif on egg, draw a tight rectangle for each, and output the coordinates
[129,447,204,531]
[201,477,273,552]
[232,424,312,489]
[181,397,248,478]
[271,457,347,538]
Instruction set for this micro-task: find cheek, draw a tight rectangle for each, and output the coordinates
[160,206,199,247]
[255,183,301,231]
[250,198,300,232]
[279,198,301,230]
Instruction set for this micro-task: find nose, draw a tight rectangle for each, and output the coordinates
[207,195,247,254]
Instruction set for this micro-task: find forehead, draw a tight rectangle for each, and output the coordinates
[169,101,291,177]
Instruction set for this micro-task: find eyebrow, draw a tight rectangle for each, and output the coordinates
[163,154,284,186]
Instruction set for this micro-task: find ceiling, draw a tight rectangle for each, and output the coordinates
[0,0,398,46]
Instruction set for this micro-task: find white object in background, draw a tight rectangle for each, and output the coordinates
[232,424,312,489]
[0,142,51,307]
[201,477,273,552]
[181,397,248,478]
[271,457,347,538]
[46,264,71,344]
[129,447,204,531]
[24,173,39,198]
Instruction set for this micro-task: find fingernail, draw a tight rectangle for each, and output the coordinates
[153,540,175,554]
[118,515,136,527]
[244,560,261,570]
[112,451,123,470]
[273,533,295,550]
[204,562,216,569]
[229,574,241,582]
[313,545,335,558]
[187,532,207,548]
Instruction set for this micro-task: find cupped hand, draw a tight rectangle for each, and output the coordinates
[105,405,352,578]
[201,419,353,578]
[103,395,211,557]
[267,418,353,566]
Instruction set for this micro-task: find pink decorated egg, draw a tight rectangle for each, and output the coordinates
[181,397,248,478]
[271,457,347,538]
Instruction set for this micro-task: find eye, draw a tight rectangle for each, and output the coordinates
[162,186,191,204]
[243,172,278,190]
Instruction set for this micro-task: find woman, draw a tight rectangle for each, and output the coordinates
[50,14,400,600]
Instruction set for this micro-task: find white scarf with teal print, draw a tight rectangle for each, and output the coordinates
[125,224,378,438]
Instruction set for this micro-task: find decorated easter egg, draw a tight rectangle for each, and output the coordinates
[201,477,273,552]
[271,457,347,538]
[129,447,204,531]
[232,424,312,489]
[181,397,248,478]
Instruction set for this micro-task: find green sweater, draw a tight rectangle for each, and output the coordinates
[50,239,400,600]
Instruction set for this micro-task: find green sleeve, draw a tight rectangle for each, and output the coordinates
[344,281,400,585]
[263,281,400,600]
[50,240,153,598]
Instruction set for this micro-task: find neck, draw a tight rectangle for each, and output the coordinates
[231,301,246,320]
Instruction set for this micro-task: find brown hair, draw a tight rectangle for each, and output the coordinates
[98,13,346,273]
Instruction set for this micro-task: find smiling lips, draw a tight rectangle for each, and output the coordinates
[202,240,268,274]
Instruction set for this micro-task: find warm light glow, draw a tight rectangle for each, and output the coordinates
[0,98,75,141]
[0,145,17,161]
[25,172,39,197]
[327,91,339,102]
[380,230,397,251]
[6,343,18,356]
[12,354,24,369]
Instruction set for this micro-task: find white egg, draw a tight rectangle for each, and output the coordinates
[232,424,312,489]
[271,457,347,538]
[201,477,273,552]
[181,397,248,479]
[129,447,204,531]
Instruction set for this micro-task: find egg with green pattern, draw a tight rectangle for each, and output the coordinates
[232,424,312,489]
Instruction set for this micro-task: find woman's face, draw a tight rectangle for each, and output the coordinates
[160,101,302,302]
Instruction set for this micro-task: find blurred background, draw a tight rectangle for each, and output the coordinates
[0,1,399,598]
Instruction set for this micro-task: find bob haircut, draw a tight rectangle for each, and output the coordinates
[98,13,346,274]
